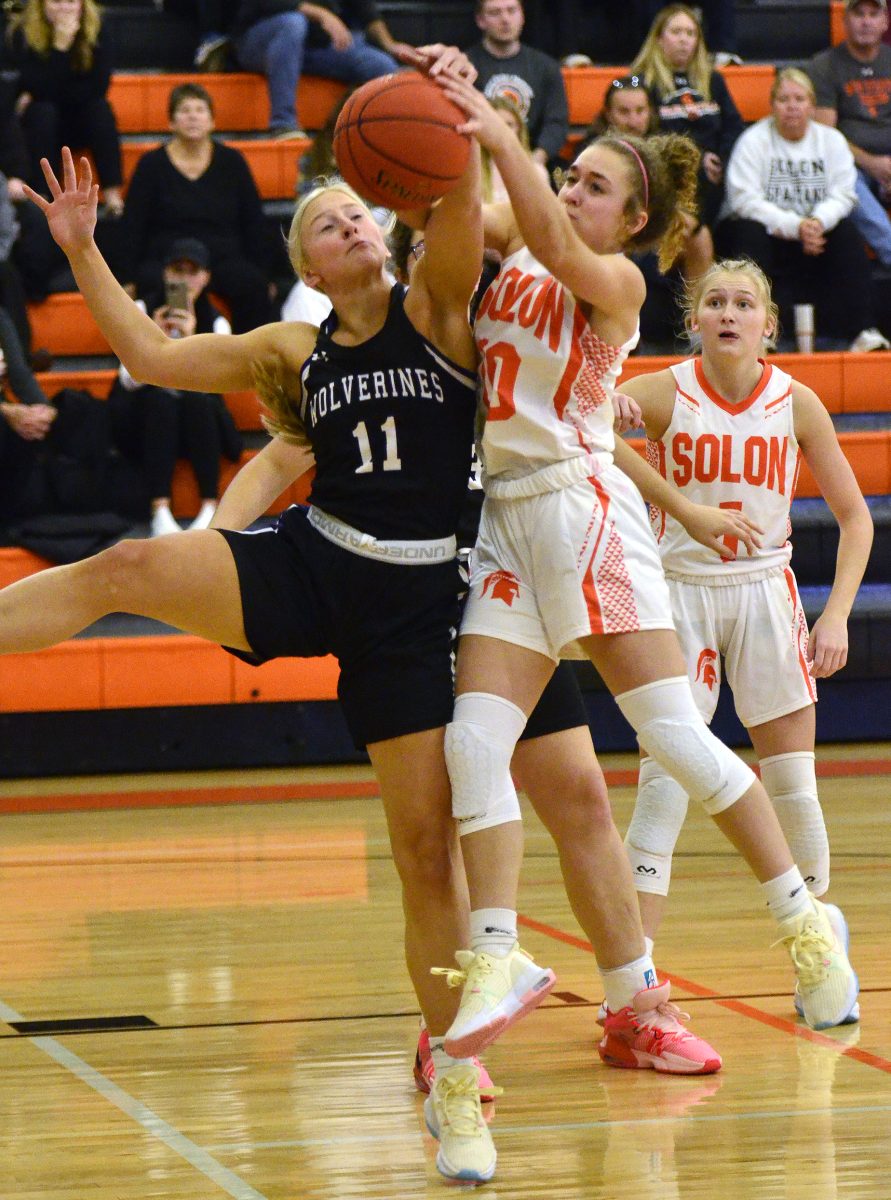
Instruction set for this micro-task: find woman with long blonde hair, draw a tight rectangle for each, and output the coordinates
[631,3,743,233]
[7,0,124,214]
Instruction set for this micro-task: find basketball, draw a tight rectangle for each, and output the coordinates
[333,73,471,209]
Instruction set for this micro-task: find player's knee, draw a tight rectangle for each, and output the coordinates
[761,750,830,895]
[444,691,526,827]
[624,757,690,896]
[617,676,755,816]
[88,537,154,603]
[390,818,458,894]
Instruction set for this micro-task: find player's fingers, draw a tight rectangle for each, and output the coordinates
[20,182,49,212]
[40,157,63,199]
[77,155,93,193]
[61,145,78,190]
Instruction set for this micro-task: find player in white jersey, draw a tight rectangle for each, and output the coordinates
[433,70,861,1064]
[616,259,873,1022]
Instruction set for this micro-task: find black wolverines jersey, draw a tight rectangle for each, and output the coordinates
[299,284,478,541]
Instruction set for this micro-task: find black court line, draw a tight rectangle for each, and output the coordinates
[3,989,885,1040]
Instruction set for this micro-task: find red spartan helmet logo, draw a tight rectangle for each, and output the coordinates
[695,647,718,691]
[482,570,521,606]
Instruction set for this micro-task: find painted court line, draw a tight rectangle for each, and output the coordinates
[517,913,891,1073]
[5,754,891,814]
[201,1101,891,1153]
[0,996,270,1200]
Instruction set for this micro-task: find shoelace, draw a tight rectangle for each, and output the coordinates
[437,1071,503,1135]
[635,999,694,1039]
[773,923,833,988]
[431,950,485,990]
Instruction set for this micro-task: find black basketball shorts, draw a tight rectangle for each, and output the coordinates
[219,506,462,749]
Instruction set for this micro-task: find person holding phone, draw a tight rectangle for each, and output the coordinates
[107,237,243,535]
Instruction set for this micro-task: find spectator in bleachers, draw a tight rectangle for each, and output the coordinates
[5,0,124,217]
[807,0,891,268]
[108,237,242,537]
[718,67,889,352]
[231,1,408,139]
[0,70,68,312]
[0,306,56,528]
[465,0,569,170]
[631,4,743,236]
[480,95,550,201]
[582,74,710,349]
[120,82,272,333]
[162,0,240,70]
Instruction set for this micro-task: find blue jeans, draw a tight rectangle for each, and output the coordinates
[235,13,398,131]
[852,169,891,268]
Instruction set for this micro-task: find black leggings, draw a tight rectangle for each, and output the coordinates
[717,216,873,342]
[22,96,123,192]
[108,384,223,500]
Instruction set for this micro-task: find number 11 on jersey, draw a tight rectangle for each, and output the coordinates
[353,416,402,473]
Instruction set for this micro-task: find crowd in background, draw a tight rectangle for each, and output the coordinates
[0,0,889,545]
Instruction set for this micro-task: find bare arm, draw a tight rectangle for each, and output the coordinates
[437,72,644,323]
[794,383,873,677]
[612,436,763,557]
[23,150,315,393]
[211,437,316,531]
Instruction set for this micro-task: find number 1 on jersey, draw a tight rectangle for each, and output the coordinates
[479,338,520,421]
[719,500,743,560]
[353,416,402,474]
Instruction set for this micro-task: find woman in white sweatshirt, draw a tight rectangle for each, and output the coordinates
[718,67,886,351]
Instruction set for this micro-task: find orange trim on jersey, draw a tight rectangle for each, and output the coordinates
[764,385,793,412]
[581,475,611,634]
[675,384,702,412]
[790,446,801,499]
[784,566,817,703]
[552,303,589,449]
[647,438,667,541]
[693,357,772,416]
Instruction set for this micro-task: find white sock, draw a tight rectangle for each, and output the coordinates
[150,504,180,536]
[599,953,659,1013]
[644,935,654,958]
[762,866,812,923]
[429,1038,474,1078]
[189,500,217,530]
[470,907,517,958]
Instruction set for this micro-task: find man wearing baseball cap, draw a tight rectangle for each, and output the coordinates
[807,0,891,268]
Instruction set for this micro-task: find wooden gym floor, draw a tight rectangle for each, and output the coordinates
[1,745,889,1199]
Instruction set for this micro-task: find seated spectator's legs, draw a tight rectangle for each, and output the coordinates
[20,100,62,192]
[0,306,46,405]
[851,170,891,268]
[304,34,398,86]
[0,261,34,359]
[63,97,124,194]
[811,217,873,341]
[210,254,272,332]
[178,392,224,500]
[109,383,180,501]
[0,417,38,524]
[235,12,309,132]
[13,202,69,300]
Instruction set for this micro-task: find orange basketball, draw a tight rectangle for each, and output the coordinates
[333,73,471,209]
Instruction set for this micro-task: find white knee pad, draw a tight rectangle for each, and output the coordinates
[616,676,755,816]
[444,691,526,835]
[761,751,830,896]
[624,757,690,896]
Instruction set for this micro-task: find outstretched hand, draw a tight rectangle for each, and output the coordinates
[21,147,99,255]
[681,501,763,558]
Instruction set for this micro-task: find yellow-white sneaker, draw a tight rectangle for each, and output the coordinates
[775,897,859,1030]
[433,942,556,1058]
[424,1063,496,1183]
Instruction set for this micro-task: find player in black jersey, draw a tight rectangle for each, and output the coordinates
[3,48,504,1183]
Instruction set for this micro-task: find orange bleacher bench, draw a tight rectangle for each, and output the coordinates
[562,63,776,127]
[109,64,777,140]
[109,72,348,135]
[0,634,340,713]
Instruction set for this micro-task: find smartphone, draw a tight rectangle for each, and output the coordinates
[165,280,190,311]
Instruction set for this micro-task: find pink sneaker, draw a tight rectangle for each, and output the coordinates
[598,981,722,1075]
[414,1026,497,1102]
